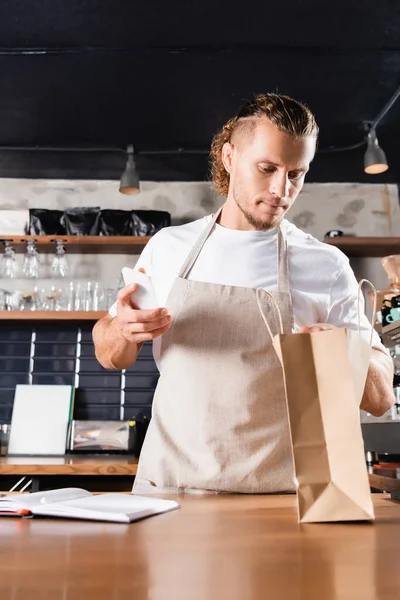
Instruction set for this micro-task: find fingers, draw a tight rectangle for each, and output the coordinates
[117,283,138,307]
[131,307,170,322]
[117,266,146,306]
[299,324,334,333]
[117,285,169,321]
[126,322,173,344]
[127,314,172,334]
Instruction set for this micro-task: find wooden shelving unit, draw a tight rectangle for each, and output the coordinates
[0,235,150,254]
[0,455,138,476]
[0,311,107,320]
[323,237,400,257]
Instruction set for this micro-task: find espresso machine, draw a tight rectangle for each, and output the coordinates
[361,254,400,475]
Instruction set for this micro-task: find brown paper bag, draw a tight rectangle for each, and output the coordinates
[257,281,376,523]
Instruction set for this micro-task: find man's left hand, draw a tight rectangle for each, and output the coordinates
[298,324,334,333]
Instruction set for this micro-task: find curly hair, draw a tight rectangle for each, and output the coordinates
[210,93,319,197]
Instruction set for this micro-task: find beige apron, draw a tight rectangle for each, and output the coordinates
[133,208,295,494]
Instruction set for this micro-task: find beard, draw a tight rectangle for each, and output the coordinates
[232,186,284,231]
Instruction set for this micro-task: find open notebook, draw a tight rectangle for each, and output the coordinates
[0,488,179,523]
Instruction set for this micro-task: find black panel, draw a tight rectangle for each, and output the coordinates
[138,343,155,359]
[0,2,399,182]
[34,343,77,358]
[80,343,96,358]
[0,405,13,423]
[124,390,155,406]
[362,422,400,454]
[124,374,159,389]
[32,373,75,386]
[0,374,29,387]
[0,389,16,403]
[35,328,78,343]
[123,406,152,420]
[75,389,121,405]
[33,358,76,373]
[80,328,95,342]
[0,327,32,342]
[79,358,114,373]
[78,373,122,388]
[126,359,160,374]
[0,324,158,423]
[73,405,120,420]
[0,2,398,48]
[0,343,31,358]
[0,358,30,372]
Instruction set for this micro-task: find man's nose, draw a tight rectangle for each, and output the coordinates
[269,172,289,200]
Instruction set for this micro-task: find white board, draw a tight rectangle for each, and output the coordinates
[8,385,75,455]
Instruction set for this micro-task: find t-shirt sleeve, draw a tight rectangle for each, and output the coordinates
[326,260,385,352]
[108,236,156,318]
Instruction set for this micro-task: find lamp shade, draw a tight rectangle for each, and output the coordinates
[119,146,140,194]
[364,131,389,175]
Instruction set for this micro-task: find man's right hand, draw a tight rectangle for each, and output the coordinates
[115,283,173,344]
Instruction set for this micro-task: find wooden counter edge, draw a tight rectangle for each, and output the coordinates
[0,462,138,476]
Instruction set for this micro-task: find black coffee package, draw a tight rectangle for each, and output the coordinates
[29,209,66,235]
[63,207,101,235]
[131,210,171,236]
[99,209,132,236]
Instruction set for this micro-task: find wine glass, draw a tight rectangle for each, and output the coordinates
[0,241,18,278]
[22,240,40,279]
[51,240,69,278]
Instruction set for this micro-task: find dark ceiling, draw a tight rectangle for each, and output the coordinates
[0,1,399,183]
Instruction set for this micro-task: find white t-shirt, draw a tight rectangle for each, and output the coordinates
[110,214,383,367]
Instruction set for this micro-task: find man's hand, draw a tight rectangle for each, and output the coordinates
[298,323,394,416]
[299,323,334,333]
[116,283,173,344]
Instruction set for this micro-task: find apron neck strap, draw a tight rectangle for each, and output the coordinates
[277,226,290,294]
[179,206,290,294]
[178,207,223,279]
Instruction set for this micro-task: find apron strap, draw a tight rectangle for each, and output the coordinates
[178,207,223,279]
[179,205,291,295]
[277,226,290,294]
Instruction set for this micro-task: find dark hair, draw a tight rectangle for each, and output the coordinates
[210,93,319,196]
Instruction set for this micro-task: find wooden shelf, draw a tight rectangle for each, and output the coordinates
[0,235,150,254]
[324,236,400,257]
[0,310,107,320]
[0,454,138,476]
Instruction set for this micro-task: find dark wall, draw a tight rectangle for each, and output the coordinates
[0,322,157,424]
[0,1,400,182]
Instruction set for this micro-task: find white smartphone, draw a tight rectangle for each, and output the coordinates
[121,267,159,310]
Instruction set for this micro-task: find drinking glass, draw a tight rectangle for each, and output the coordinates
[0,290,7,310]
[104,288,117,311]
[19,287,41,311]
[43,286,64,311]
[92,282,104,311]
[51,240,69,278]
[83,281,93,311]
[66,281,75,311]
[0,242,18,278]
[22,240,40,279]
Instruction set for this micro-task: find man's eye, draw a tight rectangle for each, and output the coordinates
[289,172,302,180]
[259,167,274,174]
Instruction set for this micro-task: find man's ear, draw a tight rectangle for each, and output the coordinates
[221,142,234,174]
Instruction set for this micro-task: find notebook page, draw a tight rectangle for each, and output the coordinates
[0,488,92,512]
[32,493,179,522]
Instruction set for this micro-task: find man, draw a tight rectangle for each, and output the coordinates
[93,93,394,494]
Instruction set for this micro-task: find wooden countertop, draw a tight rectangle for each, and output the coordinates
[0,493,399,599]
[0,454,138,475]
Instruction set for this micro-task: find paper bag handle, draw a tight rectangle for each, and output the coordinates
[357,279,377,347]
[256,288,284,341]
